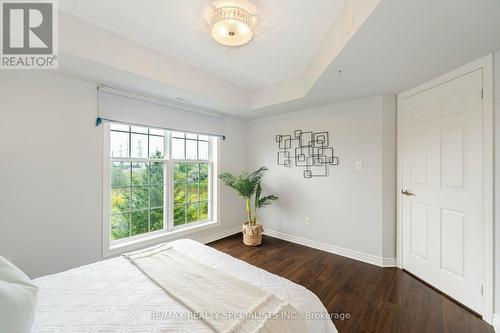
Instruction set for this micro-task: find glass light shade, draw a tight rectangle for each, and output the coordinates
[210,6,253,46]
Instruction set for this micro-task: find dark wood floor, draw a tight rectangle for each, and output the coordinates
[208,233,494,333]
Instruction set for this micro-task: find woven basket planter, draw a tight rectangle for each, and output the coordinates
[242,222,263,246]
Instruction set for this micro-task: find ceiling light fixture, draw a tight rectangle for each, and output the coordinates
[209,4,255,47]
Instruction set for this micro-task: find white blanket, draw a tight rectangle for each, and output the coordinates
[32,239,338,333]
[124,243,307,333]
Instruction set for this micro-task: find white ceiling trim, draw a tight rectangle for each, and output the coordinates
[59,0,346,90]
[55,0,500,119]
[58,12,251,110]
[57,0,378,111]
[250,0,382,109]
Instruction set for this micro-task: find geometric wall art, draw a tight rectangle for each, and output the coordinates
[276,129,339,178]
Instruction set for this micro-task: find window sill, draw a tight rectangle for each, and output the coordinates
[103,220,219,258]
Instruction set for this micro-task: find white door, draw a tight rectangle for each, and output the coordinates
[401,69,483,314]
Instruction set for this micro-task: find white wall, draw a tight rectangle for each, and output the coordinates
[382,96,397,259]
[0,71,247,278]
[0,71,396,277]
[247,96,397,261]
[494,49,500,323]
[0,71,102,279]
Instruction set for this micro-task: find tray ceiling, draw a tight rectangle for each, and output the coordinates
[55,0,500,118]
[59,0,345,89]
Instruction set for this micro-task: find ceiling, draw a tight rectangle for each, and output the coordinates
[249,0,500,117]
[59,0,345,90]
[56,0,500,119]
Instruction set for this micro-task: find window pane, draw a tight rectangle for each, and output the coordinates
[186,183,199,203]
[110,131,129,157]
[111,213,130,240]
[200,181,208,200]
[110,123,129,132]
[131,210,148,236]
[150,185,164,208]
[131,163,148,185]
[172,138,185,159]
[199,163,208,182]
[187,203,199,223]
[174,163,187,183]
[174,204,186,226]
[174,183,186,205]
[185,140,197,160]
[131,186,148,210]
[112,162,130,187]
[111,188,129,213]
[131,126,148,134]
[149,128,164,136]
[149,162,164,185]
[131,133,148,158]
[198,141,209,160]
[200,201,209,221]
[149,136,164,159]
[150,208,163,231]
[186,163,199,182]
[109,126,215,242]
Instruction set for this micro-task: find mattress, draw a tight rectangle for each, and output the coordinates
[32,239,337,332]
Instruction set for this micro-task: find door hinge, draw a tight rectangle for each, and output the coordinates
[481,89,484,99]
[481,285,483,295]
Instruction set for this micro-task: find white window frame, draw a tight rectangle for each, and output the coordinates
[102,123,220,257]
[168,131,215,229]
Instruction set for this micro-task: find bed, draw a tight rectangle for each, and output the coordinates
[32,239,337,332]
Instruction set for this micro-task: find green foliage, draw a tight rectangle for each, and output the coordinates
[111,160,211,239]
[219,167,277,225]
[219,167,267,199]
[253,182,278,223]
[173,162,209,227]
[110,149,166,240]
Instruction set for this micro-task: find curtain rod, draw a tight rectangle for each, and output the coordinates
[95,117,226,140]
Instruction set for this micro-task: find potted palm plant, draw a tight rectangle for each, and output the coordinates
[219,167,278,246]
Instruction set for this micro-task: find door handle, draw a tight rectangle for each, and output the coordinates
[401,189,415,196]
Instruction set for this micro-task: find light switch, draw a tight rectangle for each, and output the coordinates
[355,161,363,171]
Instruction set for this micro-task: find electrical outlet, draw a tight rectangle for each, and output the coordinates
[305,216,311,224]
[355,161,363,171]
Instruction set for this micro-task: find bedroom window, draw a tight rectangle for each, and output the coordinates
[171,132,212,226]
[104,124,218,252]
[109,124,167,240]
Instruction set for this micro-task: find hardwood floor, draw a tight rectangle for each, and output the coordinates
[208,233,494,333]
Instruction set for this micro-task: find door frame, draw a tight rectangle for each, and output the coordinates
[396,54,494,323]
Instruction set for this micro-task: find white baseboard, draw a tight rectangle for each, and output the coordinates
[382,257,397,267]
[196,225,241,244]
[264,229,396,268]
[493,313,500,332]
[195,226,397,268]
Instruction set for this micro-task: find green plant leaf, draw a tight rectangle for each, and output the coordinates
[258,195,279,208]
[219,167,277,224]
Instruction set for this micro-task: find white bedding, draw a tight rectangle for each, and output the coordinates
[32,239,337,333]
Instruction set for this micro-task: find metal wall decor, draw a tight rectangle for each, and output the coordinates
[276,129,339,178]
